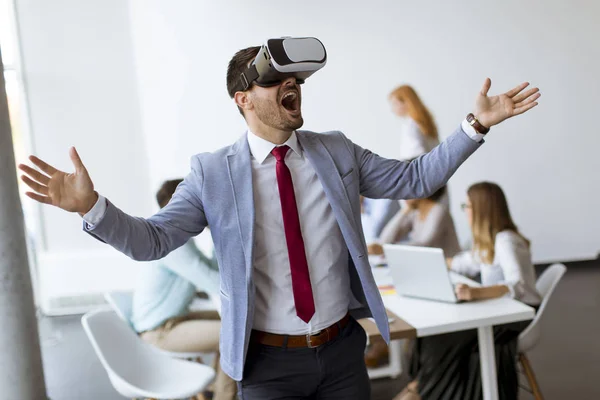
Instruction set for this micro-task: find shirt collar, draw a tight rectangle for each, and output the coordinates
[246,129,302,164]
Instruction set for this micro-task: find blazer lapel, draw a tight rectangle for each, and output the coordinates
[226,134,255,277]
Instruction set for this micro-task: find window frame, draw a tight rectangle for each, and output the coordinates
[2,0,44,308]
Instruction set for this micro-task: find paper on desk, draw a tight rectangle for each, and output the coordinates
[377,285,397,296]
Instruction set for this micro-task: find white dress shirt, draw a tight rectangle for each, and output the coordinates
[451,230,542,305]
[83,120,485,333]
[247,130,354,334]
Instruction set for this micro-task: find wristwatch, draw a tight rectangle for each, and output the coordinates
[466,113,490,135]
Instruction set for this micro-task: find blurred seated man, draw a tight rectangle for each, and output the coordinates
[130,179,236,400]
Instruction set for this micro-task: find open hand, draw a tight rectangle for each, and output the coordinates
[18,147,98,214]
[455,283,474,301]
[474,78,540,128]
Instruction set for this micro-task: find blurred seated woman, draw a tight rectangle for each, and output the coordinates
[395,182,542,400]
[367,186,460,258]
[365,186,459,368]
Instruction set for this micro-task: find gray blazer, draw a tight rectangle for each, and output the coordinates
[85,126,480,380]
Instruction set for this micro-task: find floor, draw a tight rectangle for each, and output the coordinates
[39,260,600,400]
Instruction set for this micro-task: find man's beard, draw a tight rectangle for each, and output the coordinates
[253,96,304,131]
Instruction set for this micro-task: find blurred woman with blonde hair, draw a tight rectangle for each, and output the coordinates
[361,84,438,243]
[363,85,444,368]
[395,182,541,400]
[363,85,441,245]
[389,85,439,161]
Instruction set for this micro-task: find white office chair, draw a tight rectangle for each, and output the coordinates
[104,291,214,360]
[82,309,215,399]
[518,263,567,400]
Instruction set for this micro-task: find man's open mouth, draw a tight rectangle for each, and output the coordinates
[281,91,300,114]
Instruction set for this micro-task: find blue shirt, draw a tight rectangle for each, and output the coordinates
[361,198,401,242]
[130,240,220,333]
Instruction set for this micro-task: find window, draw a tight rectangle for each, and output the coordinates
[1,0,42,307]
[0,0,16,67]
[1,0,27,164]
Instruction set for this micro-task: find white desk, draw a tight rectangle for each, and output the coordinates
[374,266,535,400]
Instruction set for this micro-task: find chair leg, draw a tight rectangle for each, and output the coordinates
[519,353,544,400]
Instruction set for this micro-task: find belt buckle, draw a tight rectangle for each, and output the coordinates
[306,333,317,348]
[306,329,330,348]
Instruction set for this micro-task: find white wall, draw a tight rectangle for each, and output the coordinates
[14,0,599,309]
[128,0,600,263]
[15,0,153,309]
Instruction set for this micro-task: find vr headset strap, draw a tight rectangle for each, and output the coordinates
[232,65,260,93]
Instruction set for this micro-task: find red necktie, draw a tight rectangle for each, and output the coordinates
[271,145,315,323]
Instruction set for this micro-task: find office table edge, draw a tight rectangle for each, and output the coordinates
[381,297,536,337]
[359,300,535,340]
[358,311,417,340]
[411,309,535,337]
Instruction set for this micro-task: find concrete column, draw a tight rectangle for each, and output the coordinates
[0,49,47,399]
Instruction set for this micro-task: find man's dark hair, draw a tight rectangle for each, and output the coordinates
[226,46,261,116]
[156,178,184,208]
[427,185,447,203]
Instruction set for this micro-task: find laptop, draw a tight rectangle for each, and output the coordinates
[382,244,466,303]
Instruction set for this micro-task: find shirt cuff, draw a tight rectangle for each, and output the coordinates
[450,254,469,275]
[83,194,108,228]
[461,119,485,143]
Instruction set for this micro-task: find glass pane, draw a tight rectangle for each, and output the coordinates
[4,70,25,165]
[0,0,16,67]
[3,69,41,306]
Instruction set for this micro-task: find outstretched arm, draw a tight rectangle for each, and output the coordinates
[354,79,540,200]
[18,148,207,261]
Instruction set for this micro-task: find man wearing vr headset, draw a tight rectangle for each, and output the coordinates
[19,37,540,399]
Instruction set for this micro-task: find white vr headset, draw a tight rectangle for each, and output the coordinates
[232,37,327,93]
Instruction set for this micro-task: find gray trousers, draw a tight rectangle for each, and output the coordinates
[237,317,371,400]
